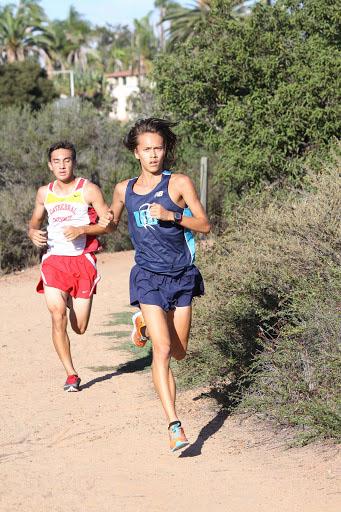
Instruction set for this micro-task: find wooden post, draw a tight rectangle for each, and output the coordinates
[200,156,208,212]
[69,70,75,97]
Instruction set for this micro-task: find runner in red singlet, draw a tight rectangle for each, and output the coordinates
[28,141,111,391]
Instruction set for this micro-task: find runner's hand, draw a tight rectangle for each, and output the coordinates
[63,225,82,241]
[29,229,47,248]
[98,209,114,228]
[149,203,173,222]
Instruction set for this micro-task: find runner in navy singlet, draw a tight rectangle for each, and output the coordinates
[126,170,195,275]
[101,118,210,451]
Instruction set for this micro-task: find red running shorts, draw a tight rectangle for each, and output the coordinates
[36,253,100,299]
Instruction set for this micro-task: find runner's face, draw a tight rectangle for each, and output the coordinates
[134,132,165,174]
[48,148,75,182]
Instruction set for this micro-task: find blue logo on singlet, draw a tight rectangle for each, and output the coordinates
[133,204,158,229]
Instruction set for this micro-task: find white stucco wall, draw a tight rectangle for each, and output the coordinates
[107,75,141,121]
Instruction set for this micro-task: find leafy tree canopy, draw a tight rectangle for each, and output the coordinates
[0,60,57,109]
[153,0,341,200]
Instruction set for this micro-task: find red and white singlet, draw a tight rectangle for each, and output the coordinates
[44,177,99,256]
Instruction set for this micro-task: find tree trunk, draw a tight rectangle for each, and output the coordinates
[17,47,25,62]
[159,7,165,51]
[44,53,54,78]
[6,46,16,63]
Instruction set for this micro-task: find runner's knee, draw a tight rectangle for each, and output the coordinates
[50,309,67,328]
[152,342,171,361]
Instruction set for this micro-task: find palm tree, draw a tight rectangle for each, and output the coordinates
[42,20,69,73]
[154,0,176,50]
[161,1,256,49]
[132,13,158,75]
[0,1,54,63]
[161,0,211,49]
[57,6,95,72]
[93,24,133,72]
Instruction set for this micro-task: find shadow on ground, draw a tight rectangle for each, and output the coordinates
[81,350,152,390]
[179,382,242,458]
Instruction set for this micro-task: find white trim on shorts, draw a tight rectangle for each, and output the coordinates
[85,252,101,296]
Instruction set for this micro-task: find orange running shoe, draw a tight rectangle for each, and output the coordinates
[168,421,190,452]
[131,311,148,347]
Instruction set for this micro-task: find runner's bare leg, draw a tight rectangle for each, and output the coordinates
[140,304,192,423]
[44,286,77,376]
[68,296,93,334]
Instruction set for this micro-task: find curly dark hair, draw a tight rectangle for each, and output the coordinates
[123,118,177,167]
[48,141,76,162]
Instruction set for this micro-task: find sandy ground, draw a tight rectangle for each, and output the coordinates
[0,250,340,512]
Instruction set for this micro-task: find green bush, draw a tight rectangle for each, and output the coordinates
[0,61,57,110]
[0,101,135,190]
[153,0,341,208]
[178,144,341,442]
[0,216,38,272]
[0,185,37,272]
[242,297,341,443]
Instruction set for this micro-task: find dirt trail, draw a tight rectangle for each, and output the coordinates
[0,251,340,512]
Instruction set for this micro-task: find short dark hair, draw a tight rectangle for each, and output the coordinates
[123,118,177,167]
[48,141,76,162]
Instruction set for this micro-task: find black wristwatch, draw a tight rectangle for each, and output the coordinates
[173,211,183,223]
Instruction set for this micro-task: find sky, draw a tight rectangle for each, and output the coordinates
[40,0,187,27]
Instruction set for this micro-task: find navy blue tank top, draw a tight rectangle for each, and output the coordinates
[125,171,195,276]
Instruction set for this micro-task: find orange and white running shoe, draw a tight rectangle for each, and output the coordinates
[131,311,148,347]
[168,421,190,452]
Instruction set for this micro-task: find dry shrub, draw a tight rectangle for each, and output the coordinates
[0,185,39,273]
[178,145,341,442]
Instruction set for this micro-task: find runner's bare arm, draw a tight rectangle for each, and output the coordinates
[28,187,48,248]
[111,181,128,226]
[63,182,113,241]
[149,175,211,234]
[98,180,128,229]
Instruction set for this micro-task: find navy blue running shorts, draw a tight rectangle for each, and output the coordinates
[129,265,204,312]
